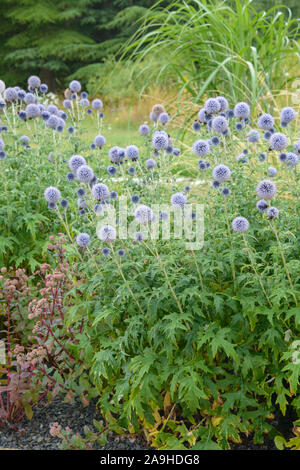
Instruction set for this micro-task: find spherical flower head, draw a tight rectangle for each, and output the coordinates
[24,92,36,105]
[257,113,274,130]
[0,151,6,159]
[80,98,89,107]
[66,172,75,182]
[40,84,48,94]
[173,148,180,156]
[198,160,207,170]
[76,233,90,247]
[108,146,122,164]
[270,132,288,151]
[280,107,296,124]
[152,104,165,118]
[60,199,69,208]
[117,249,125,258]
[47,104,58,115]
[139,124,150,136]
[256,179,277,199]
[63,99,72,109]
[192,139,210,157]
[68,126,74,134]
[234,102,250,119]
[159,112,170,124]
[171,192,187,209]
[279,152,287,162]
[77,188,86,197]
[222,187,231,197]
[20,135,30,144]
[41,111,50,121]
[152,131,169,150]
[268,166,277,177]
[45,115,59,129]
[44,186,61,203]
[93,135,106,148]
[212,164,231,183]
[198,108,209,123]
[232,216,249,233]
[25,103,40,119]
[204,98,220,115]
[97,224,117,242]
[102,247,110,256]
[134,231,145,242]
[126,145,139,161]
[134,204,154,224]
[68,154,86,171]
[267,206,279,219]
[17,90,26,100]
[69,80,81,93]
[226,109,234,119]
[110,191,118,200]
[58,110,68,120]
[28,75,41,89]
[192,121,201,132]
[48,202,57,210]
[216,96,229,112]
[211,116,228,134]
[256,199,268,212]
[258,152,267,162]
[286,152,299,167]
[56,117,65,132]
[146,158,157,169]
[131,194,140,204]
[92,183,110,200]
[150,112,158,122]
[76,165,94,183]
[247,129,260,143]
[211,180,220,188]
[91,98,103,110]
[128,166,136,175]
[4,87,18,102]
[107,165,116,176]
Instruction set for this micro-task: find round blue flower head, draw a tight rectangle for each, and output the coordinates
[110,191,118,200]
[198,108,209,123]
[211,136,220,146]
[66,172,75,181]
[97,225,117,242]
[92,183,110,200]
[256,199,268,212]
[184,185,191,192]
[192,139,210,157]
[146,158,157,169]
[159,112,170,124]
[77,188,86,197]
[44,186,61,203]
[135,205,154,224]
[58,110,68,120]
[256,179,276,199]
[128,166,136,175]
[94,135,106,148]
[81,91,88,99]
[211,180,220,188]
[40,84,48,94]
[126,145,139,161]
[48,202,57,210]
[173,148,180,156]
[45,115,59,129]
[192,121,201,132]
[94,204,104,215]
[68,126,74,134]
[63,99,72,109]
[152,131,169,150]
[60,199,69,208]
[234,102,250,119]
[68,154,86,171]
[247,130,260,143]
[139,124,150,136]
[150,112,158,122]
[76,233,90,247]
[131,194,140,204]
[4,88,18,102]
[267,206,279,219]
[18,90,26,100]
[236,122,244,131]
[212,116,228,134]
[198,161,207,170]
[279,152,287,162]
[280,107,296,124]
[0,151,6,160]
[268,166,277,177]
[69,80,81,93]
[28,75,41,89]
[258,152,267,162]
[117,249,125,258]
[286,152,299,167]
[47,105,58,115]
[257,113,274,130]
[56,117,65,132]
[41,111,50,121]
[212,164,231,182]
[222,187,231,197]
[20,135,30,144]
[226,109,234,119]
[107,165,117,176]
[80,98,89,107]
[171,192,187,209]
[166,145,173,154]
[205,98,220,115]
[92,98,103,110]
[24,93,36,105]
[102,247,110,256]
[269,132,288,151]
[108,146,124,164]
[25,104,40,118]
[216,96,229,112]
[232,216,249,233]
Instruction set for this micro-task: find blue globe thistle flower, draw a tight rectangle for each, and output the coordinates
[128,166,136,176]
[212,116,228,134]
[109,146,122,164]
[211,180,220,188]
[40,84,48,94]
[76,188,86,197]
[198,108,209,123]
[159,112,170,124]
[146,158,157,169]
[281,121,288,128]
[1,126,8,132]
[99,112,104,119]
[87,109,92,115]
[235,122,244,131]
[134,232,145,242]
[24,93,36,105]
[216,96,229,112]
[232,216,249,233]
[48,202,57,210]
[68,126,75,134]
[279,152,287,162]
[81,91,88,99]
[247,130,260,143]
[4,88,18,102]
[92,98,103,110]
[77,198,87,209]
[234,102,250,119]
[268,166,277,177]
[68,154,86,171]
[56,117,65,132]
[256,179,276,199]
[267,206,279,219]
[90,143,96,150]
[171,192,187,209]
[0,101,6,109]
[117,249,125,257]
[58,110,68,120]
[80,98,89,108]
[134,204,154,224]
[67,172,75,181]
[69,80,81,93]
[242,149,248,155]
[205,98,220,115]
[270,132,288,151]
[47,104,58,115]
[20,135,30,145]
[280,107,296,124]
[150,111,158,122]
[192,139,210,157]
[94,204,104,215]
[131,194,140,203]
[286,152,299,166]
[256,199,268,212]
[139,124,150,136]
[89,175,97,188]
[102,247,110,256]
[45,115,59,129]
[184,185,191,192]
[76,233,90,247]
[198,161,207,170]
[264,131,271,140]
[222,187,231,197]
[76,165,94,183]
[28,75,41,89]
[212,164,231,182]
[152,131,169,150]
[107,165,117,176]
[92,183,110,201]
[152,103,165,119]
[192,121,201,131]
[79,209,86,215]
[71,93,77,100]
[93,135,106,148]
[211,136,220,146]
[0,151,6,159]
[41,111,50,121]
[126,145,139,161]
[226,109,234,119]
[166,145,173,154]
[207,119,212,130]
[97,225,117,242]
[17,90,26,100]
[173,148,180,156]
[44,186,61,203]
[110,191,118,200]
[60,199,69,208]
[63,99,72,109]
[257,113,274,130]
